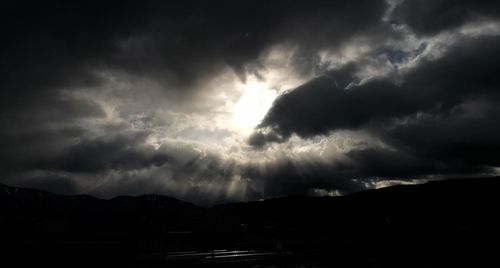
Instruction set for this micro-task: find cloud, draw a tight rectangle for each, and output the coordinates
[392,0,500,35]
[256,71,409,139]
[257,35,500,140]
[16,175,79,196]
[252,33,500,182]
[383,99,500,168]
[39,132,170,173]
[1,0,500,205]
[1,0,389,96]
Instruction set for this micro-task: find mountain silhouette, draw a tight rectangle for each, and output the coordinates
[2,177,500,267]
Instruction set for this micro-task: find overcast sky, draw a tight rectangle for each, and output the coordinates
[2,0,500,205]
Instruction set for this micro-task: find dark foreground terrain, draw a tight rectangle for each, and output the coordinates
[2,177,500,267]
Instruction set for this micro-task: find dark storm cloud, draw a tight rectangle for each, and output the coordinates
[242,158,366,198]
[39,133,171,173]
[16,175,79,195]
[258,36,500,139]
[248,130,284,148]
[344,147,490,178]
[0,0,392,200]
[392,0,500,35]
[254,71,410,139]
[1,0,388,96]
[243,143,492,201]
[246,137,494,201]
[2,0,500,204]
[0,96,105,174]
[383,101,500,168]
[255,34,500,179]
[0,0,388,169]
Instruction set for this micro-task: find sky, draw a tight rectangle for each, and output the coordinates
[1,0,500,205]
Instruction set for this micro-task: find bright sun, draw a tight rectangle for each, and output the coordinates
[232,78,277,134]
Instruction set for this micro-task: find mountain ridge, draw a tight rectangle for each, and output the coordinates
[4,175,500,208]
[2,176,500,267]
